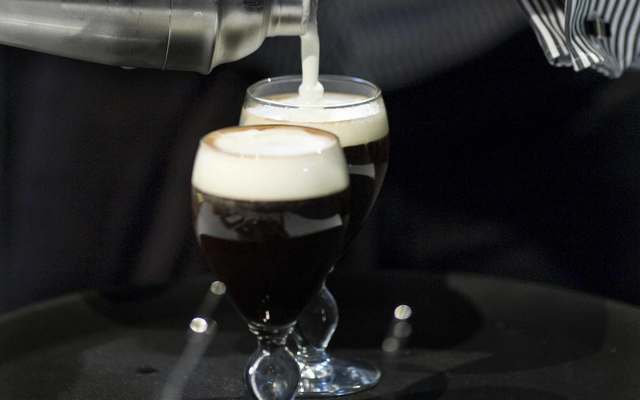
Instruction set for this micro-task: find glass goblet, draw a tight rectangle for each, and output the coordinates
[240,75,389,397]
[191,125,351,400]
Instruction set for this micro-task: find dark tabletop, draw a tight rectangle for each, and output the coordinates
[0,271,639,400]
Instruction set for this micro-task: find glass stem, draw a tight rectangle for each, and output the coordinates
[293,285,338,379]
[246,323,300,400]
[249,323,294,348]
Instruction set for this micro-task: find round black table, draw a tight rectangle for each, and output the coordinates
[1,271,639,400]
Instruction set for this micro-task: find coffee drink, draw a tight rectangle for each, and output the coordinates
[192,126,350,326]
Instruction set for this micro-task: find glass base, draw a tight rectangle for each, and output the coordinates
[297,357,381,397]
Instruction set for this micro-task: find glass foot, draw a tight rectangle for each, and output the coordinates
[297,357,381,397]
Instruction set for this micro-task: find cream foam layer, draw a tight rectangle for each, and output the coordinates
[192,126,349,201]
[240,93,389,148]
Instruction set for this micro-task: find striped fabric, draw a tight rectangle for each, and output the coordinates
[520,0,640,77]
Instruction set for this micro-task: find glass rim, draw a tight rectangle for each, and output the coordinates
[199,124,341,159]
[245,75,383,110]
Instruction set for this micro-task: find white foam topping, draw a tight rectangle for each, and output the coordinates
[192,126,349,201]
[240,92,389,148]
[215,128,333,157]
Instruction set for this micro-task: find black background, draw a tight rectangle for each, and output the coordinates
[3,0,640,313]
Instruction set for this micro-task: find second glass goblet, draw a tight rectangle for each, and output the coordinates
[240,75,390,397]
[192,125,351,400]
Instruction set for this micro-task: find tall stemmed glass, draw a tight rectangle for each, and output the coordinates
[240,76,389,397]
[191,125,351,400]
